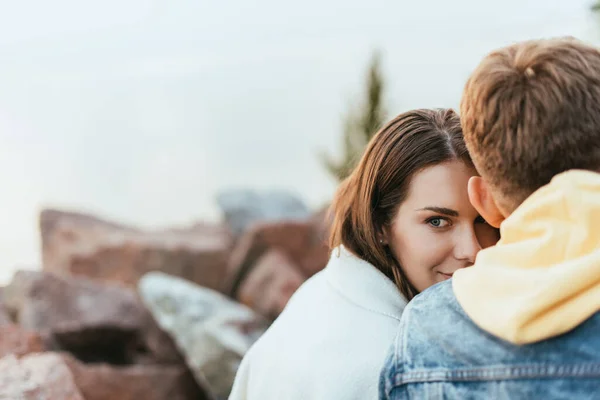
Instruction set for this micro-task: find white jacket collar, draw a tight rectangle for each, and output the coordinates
[324,246,407,320]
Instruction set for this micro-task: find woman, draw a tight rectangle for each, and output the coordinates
[229,109,499,399]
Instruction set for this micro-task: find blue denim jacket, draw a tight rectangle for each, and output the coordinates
[379,280,600,399]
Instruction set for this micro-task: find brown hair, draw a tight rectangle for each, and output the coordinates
[460,37,600,211]
[328,108,472,300]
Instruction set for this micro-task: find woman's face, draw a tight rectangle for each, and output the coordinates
[383,160,499,293]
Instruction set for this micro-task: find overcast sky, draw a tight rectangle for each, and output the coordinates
[0,0,598,283]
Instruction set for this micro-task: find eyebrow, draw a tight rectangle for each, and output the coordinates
[416,207,459,217]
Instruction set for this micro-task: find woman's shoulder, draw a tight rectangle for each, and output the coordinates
[234,263,402,398]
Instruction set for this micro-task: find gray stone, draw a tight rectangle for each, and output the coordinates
[138,272,269,399]
[216,189,310,237]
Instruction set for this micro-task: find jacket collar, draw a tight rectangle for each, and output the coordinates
[324,246,407,320]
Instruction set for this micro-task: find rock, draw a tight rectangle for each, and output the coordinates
[223,221,329,306]
[0,324,45,358]
[139,272,269,400]
[3,270,181,365]
[304,205,333,276]
[216,189,310,238]
[0,353,84,400]
[0,307,9,325]
[238,249,305,319]
[62,353,209,400]
[309,205,333,248]
[40,208,232,291]
[0,287,11,325]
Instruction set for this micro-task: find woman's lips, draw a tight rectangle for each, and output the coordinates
[438,271,453,280]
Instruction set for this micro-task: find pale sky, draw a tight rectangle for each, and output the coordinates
[1,0,599,283]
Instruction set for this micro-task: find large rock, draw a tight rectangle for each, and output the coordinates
[40,208,232,290]
[0,287,11,325]
[217,189,310,238]
[139,272,269,400]
[223,220,329,314]
[305,205,333,276]
[3,270,181,365]
[0,353,84,400]
[309,205,333,249]
[0,324,45,358]
[0,307,9,325]
[237,249,305,319]
[62,353,209,400]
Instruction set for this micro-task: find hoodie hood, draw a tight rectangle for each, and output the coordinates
[453,170,600,344]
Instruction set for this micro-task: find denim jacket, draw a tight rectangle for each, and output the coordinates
[379,280,600,399]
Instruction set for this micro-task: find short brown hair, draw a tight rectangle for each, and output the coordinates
[461,37,600,211]
[329,109,472,300]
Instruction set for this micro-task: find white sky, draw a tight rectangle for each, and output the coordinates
[0,0,599,283]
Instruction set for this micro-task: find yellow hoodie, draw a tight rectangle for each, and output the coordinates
[453,170,600,345]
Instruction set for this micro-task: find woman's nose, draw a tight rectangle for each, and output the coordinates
[454,226,482,265]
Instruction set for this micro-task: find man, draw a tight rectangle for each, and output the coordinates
[380,37,600,399]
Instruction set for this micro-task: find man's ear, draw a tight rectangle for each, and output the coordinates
[468,176,505,228]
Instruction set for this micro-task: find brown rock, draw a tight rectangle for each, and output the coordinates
[62,354,209,400]
[0,324,45,358]
[0,353,84,400]
[0,307,9,325]
[0,287,11,325]
[40,208,233,291]
[3,270,181,365]
[223,221,329,310]
[238,249,306,319]
[307,205,333,273]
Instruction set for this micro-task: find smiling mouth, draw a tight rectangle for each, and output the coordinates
[438,272,453,279]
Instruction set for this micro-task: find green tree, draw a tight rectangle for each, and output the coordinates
[321,52,387,182]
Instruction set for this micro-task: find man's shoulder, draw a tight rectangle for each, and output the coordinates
[398,280,472,351]
[402,279,467,328]
[408,279,457,309]
[381,280,600,398]
[380,280,476,396]
[396,280,600,371]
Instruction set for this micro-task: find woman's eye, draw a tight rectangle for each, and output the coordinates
[427,217,449,228]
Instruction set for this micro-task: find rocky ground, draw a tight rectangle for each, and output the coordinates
[0,190,331,399]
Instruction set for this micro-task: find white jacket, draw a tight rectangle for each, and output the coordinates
[229,246,407,400]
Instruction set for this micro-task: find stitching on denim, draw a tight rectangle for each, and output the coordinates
[392,363,600,386]
[385,311,407,398]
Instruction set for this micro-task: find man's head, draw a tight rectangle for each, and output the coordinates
[461,37,600,228]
